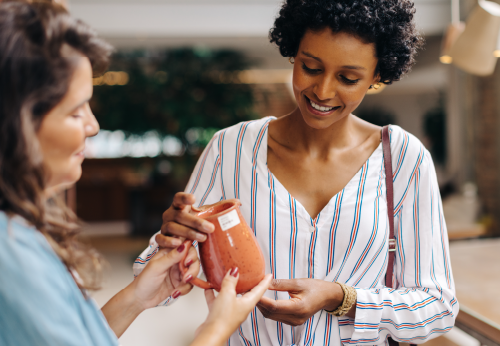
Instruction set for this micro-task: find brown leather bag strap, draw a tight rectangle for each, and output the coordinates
[382,126,407,346]
[381,126,396,288]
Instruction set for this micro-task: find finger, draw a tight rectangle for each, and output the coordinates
[182,259,200,283]
[173,211,215,234]
[174,282,194,297]
[268,278,301,292]
[155,233,182,248]
[161,221,208,242]
[172,192,196,210]
[255,295,300,314]
[150,240,190,269]
[255,307,298,326]
[204,289,216,311]
[218,267,239,295]
[241,274,273,306]
[257,295,278,308]
[184,246,199,266]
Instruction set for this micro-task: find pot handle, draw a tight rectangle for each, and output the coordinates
[179,241,212,290]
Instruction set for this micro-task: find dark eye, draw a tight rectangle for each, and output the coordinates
[302,62,321,74]
[341,75,360,85]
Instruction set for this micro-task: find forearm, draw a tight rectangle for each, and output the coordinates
[101,284,144,338]
[190,322,231,346]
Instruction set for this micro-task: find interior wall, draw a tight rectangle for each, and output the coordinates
[356,91,446,184]
[357,92,441,144]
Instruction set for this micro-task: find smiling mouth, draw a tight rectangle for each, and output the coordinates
[306,96,341,113]
[75,148,85,157]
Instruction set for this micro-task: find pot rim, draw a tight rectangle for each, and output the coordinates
[195,198,242,220]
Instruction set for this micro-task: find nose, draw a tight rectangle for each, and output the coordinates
[313,75,336,102]
[83,103,100,137]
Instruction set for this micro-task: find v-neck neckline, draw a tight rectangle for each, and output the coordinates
[263,117,383,223]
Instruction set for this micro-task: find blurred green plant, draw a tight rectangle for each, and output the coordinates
[90,48,258,149]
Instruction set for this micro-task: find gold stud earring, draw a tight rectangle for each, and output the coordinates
[372,83,382,90]
[289,57,295,64]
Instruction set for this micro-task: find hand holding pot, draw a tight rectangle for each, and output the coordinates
[158,192,216,246]
[191,270,272,346]
[155,192,212,286]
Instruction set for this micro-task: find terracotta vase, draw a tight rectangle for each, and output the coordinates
[179,199,265,294]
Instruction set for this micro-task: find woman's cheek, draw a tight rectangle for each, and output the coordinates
[342,88,365,110]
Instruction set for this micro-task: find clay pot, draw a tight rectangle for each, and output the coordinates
[180,199,265,293]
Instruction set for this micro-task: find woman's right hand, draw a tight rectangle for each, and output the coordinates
[191,270,273,346]
[155,192,215,249]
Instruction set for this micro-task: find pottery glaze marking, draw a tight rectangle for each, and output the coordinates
[179,199,266,293]
[218,209,241,231]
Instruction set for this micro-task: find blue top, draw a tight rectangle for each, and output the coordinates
[0,211,119,346]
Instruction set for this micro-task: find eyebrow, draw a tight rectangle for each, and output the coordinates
[300,51,367,71]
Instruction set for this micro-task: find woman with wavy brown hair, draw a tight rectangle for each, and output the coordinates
[0,1,271,345]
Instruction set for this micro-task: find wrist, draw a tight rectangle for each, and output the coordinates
[193,320,231,346]
[323,282,344,312]
[121,282,147,316]
[101,282,146,338]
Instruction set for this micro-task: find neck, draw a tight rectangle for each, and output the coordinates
[44,182,72,200]
[284,108,356,156]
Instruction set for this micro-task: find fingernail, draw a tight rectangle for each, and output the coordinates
[196,234,207,242]
[184,274,193,283]
[176,244,185,253]
[185,259,193,267]
[230,267,239,277]
[172,291,181,299]
[202,221,214,232]
[172,239,182,246]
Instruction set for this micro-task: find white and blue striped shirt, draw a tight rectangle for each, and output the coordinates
[134,117,458,345]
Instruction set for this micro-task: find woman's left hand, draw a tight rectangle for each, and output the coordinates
[256,278,345,326]
[130,240,199,310]
[102,240,198,338]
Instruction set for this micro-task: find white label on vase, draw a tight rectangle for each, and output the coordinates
[218,210,240,231]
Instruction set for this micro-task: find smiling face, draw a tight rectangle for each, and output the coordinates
[292,28,380,129]
[36,57,99,190]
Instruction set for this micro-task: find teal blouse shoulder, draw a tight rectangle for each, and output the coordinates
[0,211,119,346]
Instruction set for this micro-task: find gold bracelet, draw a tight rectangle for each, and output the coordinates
[325,282,357,317]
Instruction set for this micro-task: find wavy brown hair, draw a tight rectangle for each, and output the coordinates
[0,0,113,290]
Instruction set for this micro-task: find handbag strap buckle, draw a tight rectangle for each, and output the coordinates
[388,238,397,252]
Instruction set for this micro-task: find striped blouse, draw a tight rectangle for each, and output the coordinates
[133,117,458,346]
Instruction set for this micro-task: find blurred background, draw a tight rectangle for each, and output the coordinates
[59,0,500,345]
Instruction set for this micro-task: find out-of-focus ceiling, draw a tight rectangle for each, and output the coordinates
[68,0,451,40]
[67,0,451,83]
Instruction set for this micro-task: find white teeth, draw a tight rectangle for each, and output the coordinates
[310,99,334,112]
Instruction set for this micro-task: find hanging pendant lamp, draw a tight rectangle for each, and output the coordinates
[449,0,500,76]
[440,0,465,64]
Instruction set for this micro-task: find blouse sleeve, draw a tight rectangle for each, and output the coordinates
[0,222,118,346]
[132,132,224,306]
[339,128,458,345]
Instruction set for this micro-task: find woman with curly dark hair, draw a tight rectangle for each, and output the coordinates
[136,0,458,345]
[0,1,272,345]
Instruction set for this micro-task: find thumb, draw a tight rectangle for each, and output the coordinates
[242,274,272,306]
[149,240,190,270]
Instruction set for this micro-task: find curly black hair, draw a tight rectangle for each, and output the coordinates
[269,0,424,84]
